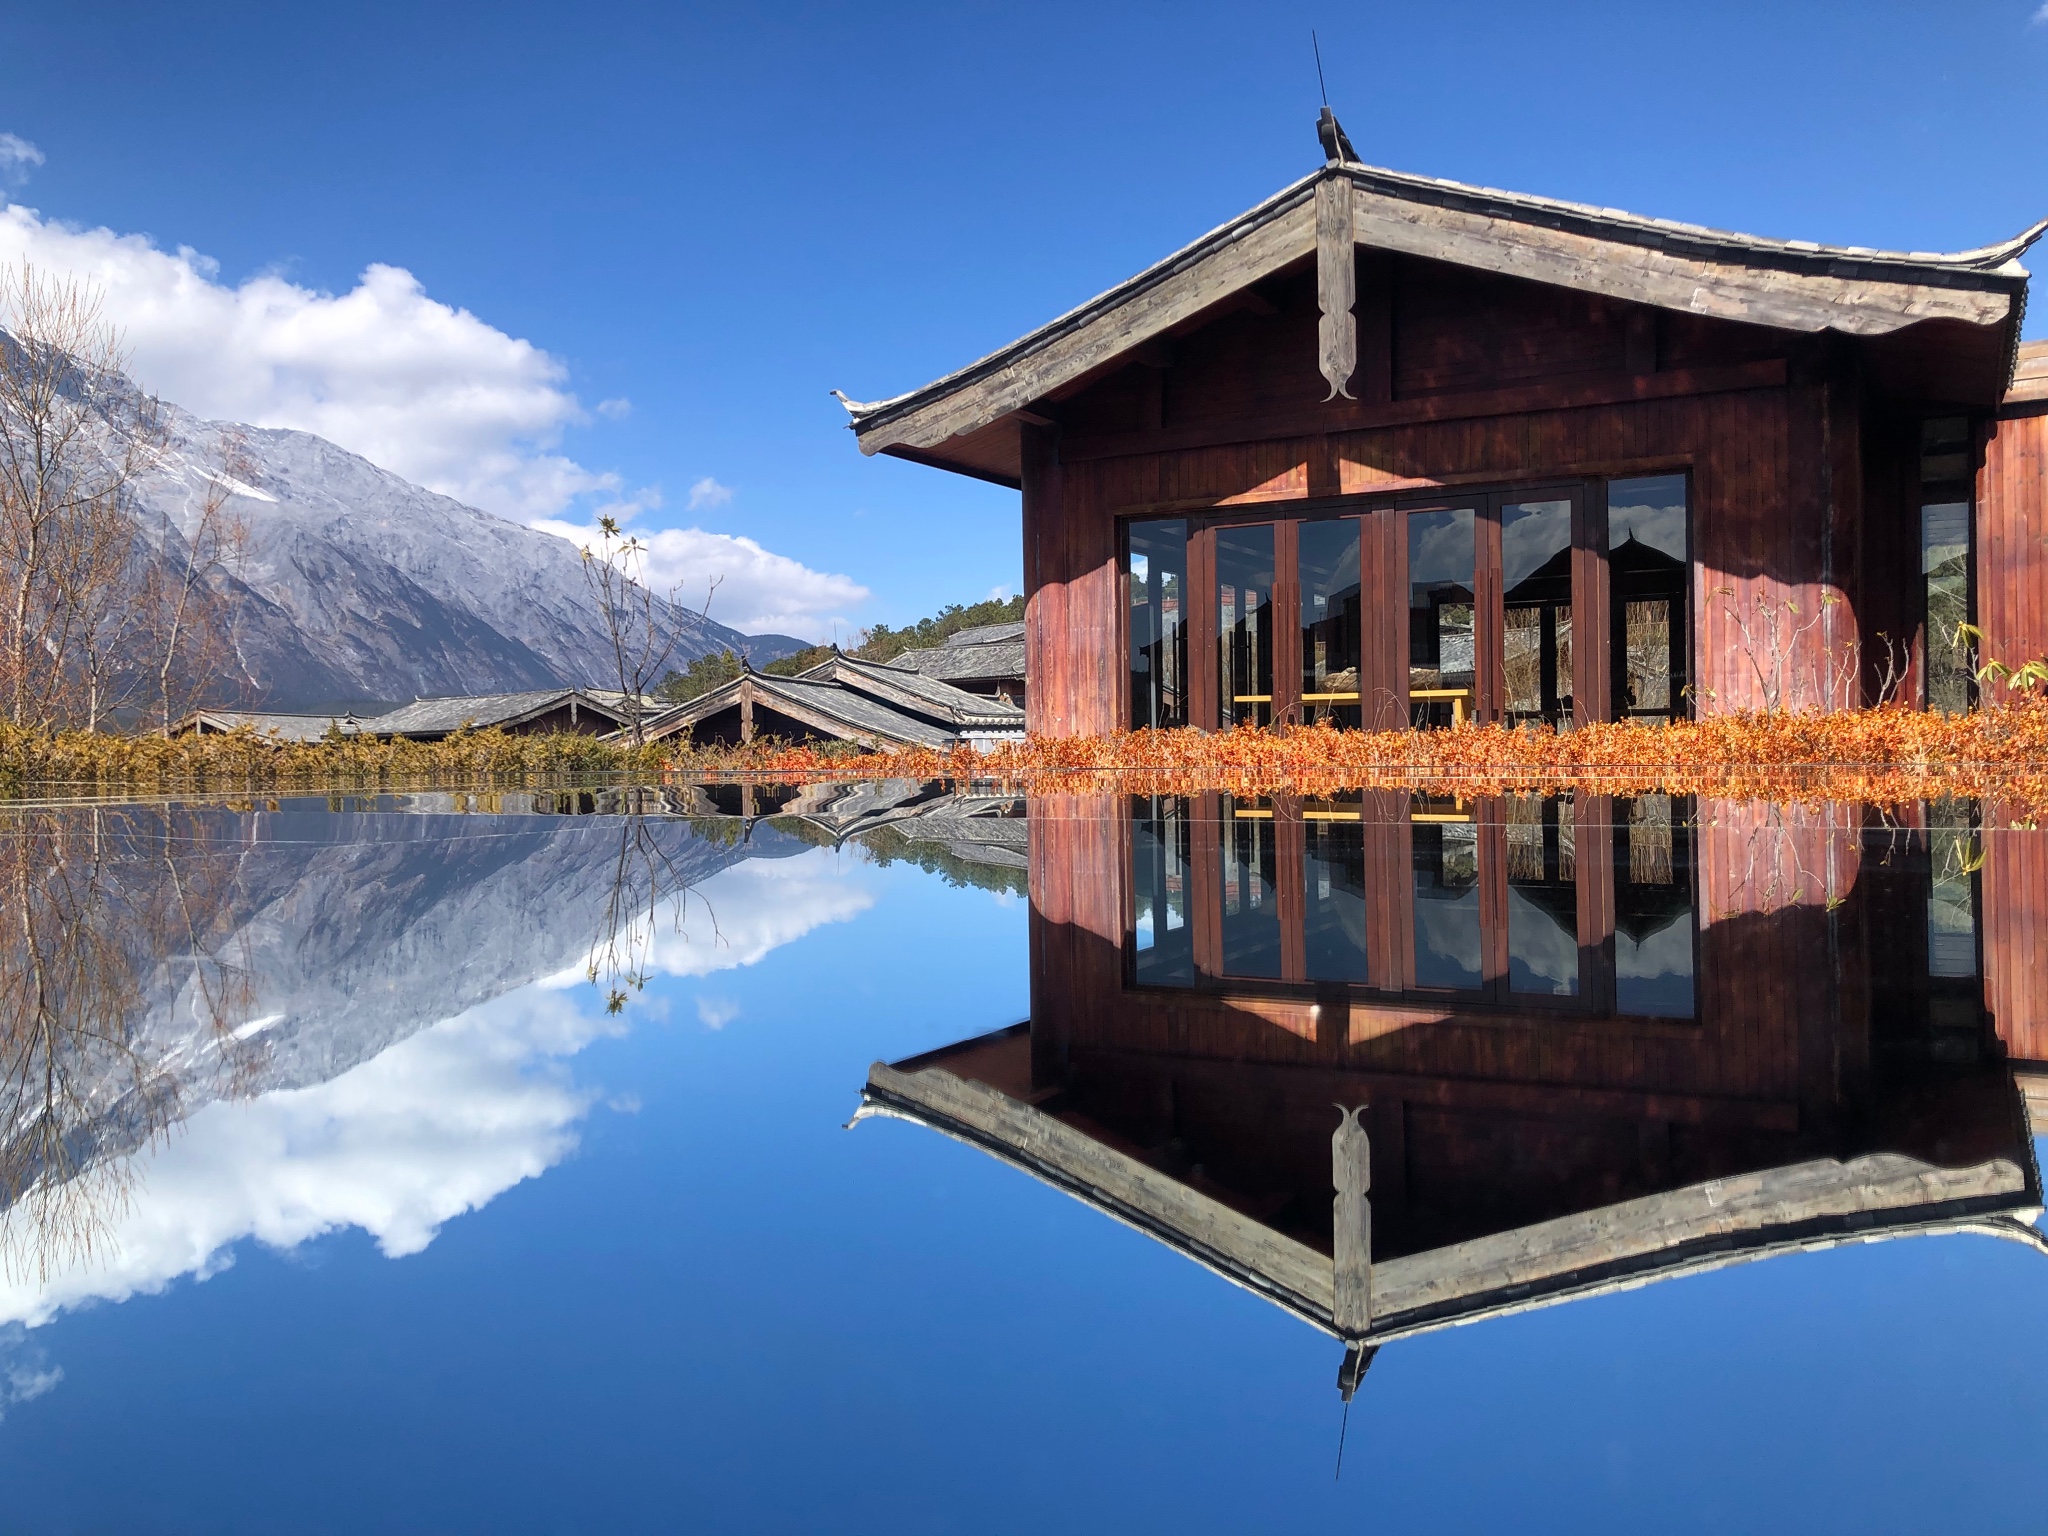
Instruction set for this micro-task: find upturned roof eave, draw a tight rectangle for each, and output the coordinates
[841,166,1326,437]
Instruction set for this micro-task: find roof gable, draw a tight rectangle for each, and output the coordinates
[842,159,2042,483]
[795,652,1024,727]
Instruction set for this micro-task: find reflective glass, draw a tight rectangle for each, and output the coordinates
[1298,519,1363,729]
[1131,794,1194,985]
[1608,474,1690,720]
[1216,525,1275,729]
[1407,508,1476,728]
[1506,795,1578,996]
[1127,519,1188,729]
[1219,794,1282,977]
[1500,499,1573,726]
[1411,795,1481,988]
[1303,793,1370,982]
[1614,793,1697,1017]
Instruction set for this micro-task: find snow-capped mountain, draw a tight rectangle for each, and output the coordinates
[138,400,801,709]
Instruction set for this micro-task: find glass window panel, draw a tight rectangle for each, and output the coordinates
[1505,795,1578,996]
[1923,501,1972,716]
[1216,525,1275,729]
[1500,500,1574,727]
[1407,508,1476,728]
[1131,795,1195,987]
[1299,520,1362,729]
[1127,519,1188,730]
[1614,793,1696,1018]
[1219,795,1282,978]
[1926,799,1979,980]
[1608,475,1690,720]
[1303,792,1369,982]
[1411,795,1481,988]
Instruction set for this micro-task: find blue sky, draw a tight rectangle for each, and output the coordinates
[0,1,2044,638]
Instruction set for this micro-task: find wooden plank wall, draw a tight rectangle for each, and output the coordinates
[1983,813,2048,1065]
[1020,256,1877,735]
[1979,408,2048,1064]
[1978,407,2048,671]
[1026,386,1866,731]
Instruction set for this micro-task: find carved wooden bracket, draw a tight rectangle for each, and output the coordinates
[1316,175,1357,402]
[1332,1102,1372,1332]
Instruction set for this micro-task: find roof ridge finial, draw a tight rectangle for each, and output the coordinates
[1312,31,1355,166]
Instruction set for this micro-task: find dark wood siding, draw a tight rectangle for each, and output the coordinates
[1978,407,2048,671]
[1985,812,2048,1065]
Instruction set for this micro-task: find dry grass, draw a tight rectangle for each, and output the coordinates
[6,700,2048,815]
[726,697,2048,817]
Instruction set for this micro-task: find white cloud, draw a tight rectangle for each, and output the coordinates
[595,396,632,420]
[2035,2,2048,24]
[0,1325,60,1417]
[642,849,875,977]
[0,134,42,187]
[0,984,612,1329]
[531,516,868,638]
[0,201,597,519]
[695,996,740,1029]
[687,476,734,512]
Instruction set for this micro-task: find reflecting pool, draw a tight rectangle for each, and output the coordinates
[1,784,2046,1533]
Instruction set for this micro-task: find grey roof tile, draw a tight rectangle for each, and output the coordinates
[361,690,629,738]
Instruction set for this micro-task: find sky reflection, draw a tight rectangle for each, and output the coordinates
[1,790,2045,1535]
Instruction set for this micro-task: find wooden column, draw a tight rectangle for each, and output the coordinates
[1475,497,1505,725]
[1188,523,1219,729]
[1575,481,1612,724]
[1332,1104,1372,1334]
[1277,796,1307,982]
[1273,517,1302,725]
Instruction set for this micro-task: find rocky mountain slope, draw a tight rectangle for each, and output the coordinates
[138,401,801,709]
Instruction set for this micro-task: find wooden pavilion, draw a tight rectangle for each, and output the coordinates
[838,117,2047,734]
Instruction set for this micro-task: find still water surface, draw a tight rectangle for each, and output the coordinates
[1,784,2044,1533]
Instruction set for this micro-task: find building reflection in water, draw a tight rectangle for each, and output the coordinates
[859,792,2048,1395]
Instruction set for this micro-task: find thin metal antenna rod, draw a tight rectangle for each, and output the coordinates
[1312,29,1330,108]
[1334,1396,1351,1480]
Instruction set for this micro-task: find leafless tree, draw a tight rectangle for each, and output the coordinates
[139,433,249,735]
[579,514,720,747]
[0,806,258,1284]
[0,262,160,730]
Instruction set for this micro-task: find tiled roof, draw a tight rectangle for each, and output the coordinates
[751,674,961,747]
[361,690,629,738]
[889,640,1026,685]
[639,674,960,749]
[798,653,1024,726]
[943,621,1025,647]
[178,710,362,743]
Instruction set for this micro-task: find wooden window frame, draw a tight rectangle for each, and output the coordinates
[1123,790,1702,1025]
[1137,475,1609,733]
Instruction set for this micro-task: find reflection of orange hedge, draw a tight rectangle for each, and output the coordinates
[701,699,2048,819]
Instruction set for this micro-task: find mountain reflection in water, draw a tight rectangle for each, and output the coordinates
[858,791,2048,1393]
[0,785,1022,1321]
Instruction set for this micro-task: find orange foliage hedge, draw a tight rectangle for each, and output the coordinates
[701,698,2048,816]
